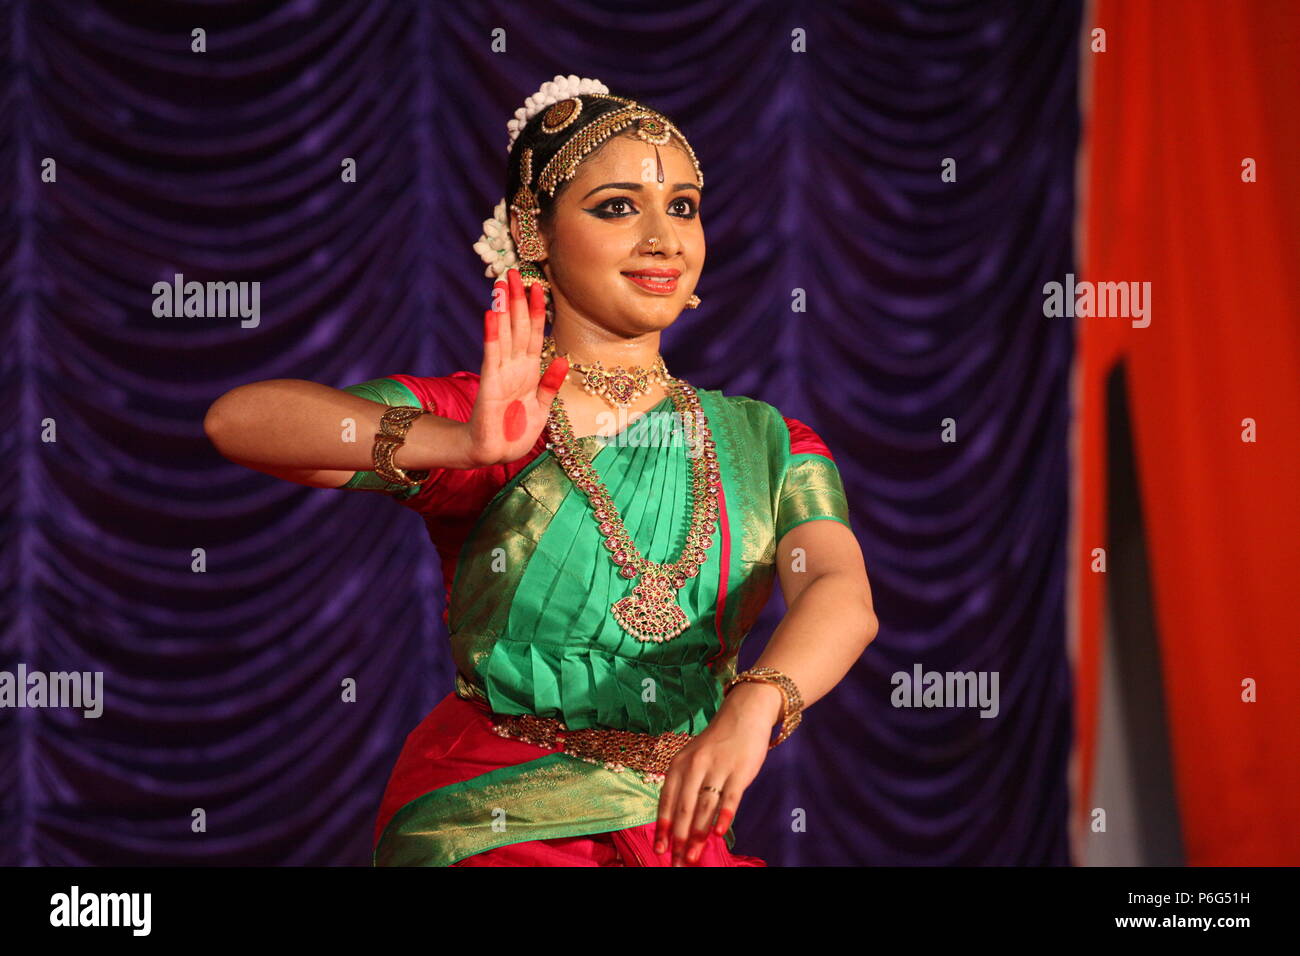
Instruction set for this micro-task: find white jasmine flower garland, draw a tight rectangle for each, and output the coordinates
[474,74,611,281]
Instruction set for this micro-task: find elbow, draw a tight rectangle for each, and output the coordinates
[203,400,230,453]
[860,598,879,649]
[203,388,247,457]
[202,402,224,446]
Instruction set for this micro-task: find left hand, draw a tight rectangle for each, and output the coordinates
[655,680,783,865]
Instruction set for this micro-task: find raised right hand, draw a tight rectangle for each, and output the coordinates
[464,267,569,467]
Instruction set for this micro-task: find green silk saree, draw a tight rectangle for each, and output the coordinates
[344,372,851,865]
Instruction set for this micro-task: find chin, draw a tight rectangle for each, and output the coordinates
[630,306,682,333]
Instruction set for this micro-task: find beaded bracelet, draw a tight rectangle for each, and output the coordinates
[723,667,804,748]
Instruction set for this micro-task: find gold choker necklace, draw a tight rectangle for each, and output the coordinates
[540,336,671,411]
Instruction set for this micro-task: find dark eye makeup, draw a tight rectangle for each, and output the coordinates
[585,196,699,220]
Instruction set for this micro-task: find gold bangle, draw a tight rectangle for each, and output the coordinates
[373,405,430,487]
[723,667,804,748]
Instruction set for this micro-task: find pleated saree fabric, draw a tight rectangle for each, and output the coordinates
[341,371,851,866]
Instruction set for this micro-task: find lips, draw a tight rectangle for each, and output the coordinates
[623,269,680,295]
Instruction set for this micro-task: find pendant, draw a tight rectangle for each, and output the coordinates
[611,570,690,643]
[584,365,651,409]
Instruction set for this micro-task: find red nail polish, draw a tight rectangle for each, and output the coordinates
[539,356,566,391]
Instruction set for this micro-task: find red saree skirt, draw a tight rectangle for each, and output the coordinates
[375,691,766,867]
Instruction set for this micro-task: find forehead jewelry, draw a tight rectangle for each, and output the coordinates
[534,101,702,200]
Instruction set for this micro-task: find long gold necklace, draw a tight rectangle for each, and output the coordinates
[541,335,672,410]
[543,367,721,643]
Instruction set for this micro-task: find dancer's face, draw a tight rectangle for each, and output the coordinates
[519,134,705,336]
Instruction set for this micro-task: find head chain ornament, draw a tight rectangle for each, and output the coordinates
[473,74,703,312]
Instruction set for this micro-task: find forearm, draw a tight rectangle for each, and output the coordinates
[203,378,475,473]
[718,571,879,729]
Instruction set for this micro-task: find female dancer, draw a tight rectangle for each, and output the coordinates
[205,75,878,866]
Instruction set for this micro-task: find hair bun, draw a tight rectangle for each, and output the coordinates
[505,73,610,153]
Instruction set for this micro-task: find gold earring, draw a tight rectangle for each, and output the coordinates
[515,205,545,262]
[518,260,550,292]
[512,148,547,262]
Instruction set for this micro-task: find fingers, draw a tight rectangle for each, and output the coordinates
[487,269,543,378]
[526,281,546,358]
[507,268,528,359]
[670,759,708,867]
[494,278,512,357]
[655,767,681,859]
[482,309,500,379]
[483,278,509,377]
[537,355,568,404]
[653,814,674,862]
[658,747,746,865]
[684,782,729,865]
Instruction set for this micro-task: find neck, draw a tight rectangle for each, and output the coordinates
[550,319,662,369]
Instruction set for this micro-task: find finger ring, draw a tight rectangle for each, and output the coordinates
[699,784,721,794]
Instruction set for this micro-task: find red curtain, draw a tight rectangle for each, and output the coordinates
[1075,0,1300,865]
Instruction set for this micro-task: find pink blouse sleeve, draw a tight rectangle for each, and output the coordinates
[774,413,852,540]
[783,415,837,460]
[337,371,481,515]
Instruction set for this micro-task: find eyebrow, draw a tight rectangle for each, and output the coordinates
[581,182,702,200]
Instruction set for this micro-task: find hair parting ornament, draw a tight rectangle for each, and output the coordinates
[473,74,703,315]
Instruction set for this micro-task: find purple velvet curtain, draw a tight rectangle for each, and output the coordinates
[1,0,1080,865]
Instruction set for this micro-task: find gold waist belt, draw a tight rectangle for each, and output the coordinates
[488,712,694,784]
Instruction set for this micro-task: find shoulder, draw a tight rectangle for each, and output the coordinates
[779,414,835,461]
[694,388,772,432]
[696,388,835,462]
